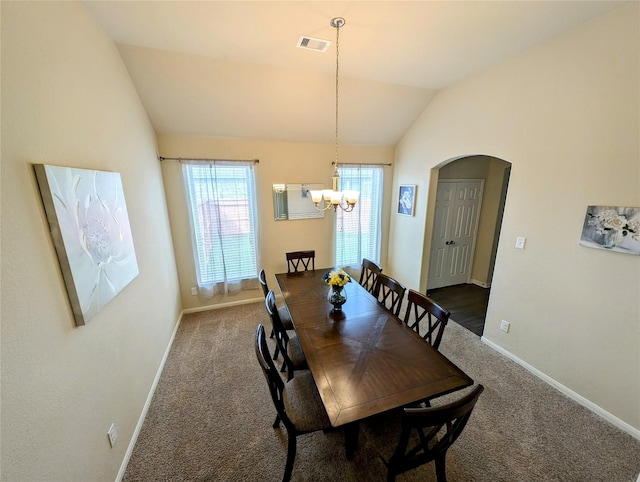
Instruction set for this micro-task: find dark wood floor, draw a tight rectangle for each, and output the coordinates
[426,283,489,336]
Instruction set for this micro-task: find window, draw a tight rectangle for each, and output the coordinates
[335,165,383,267]
[182,160,258,295]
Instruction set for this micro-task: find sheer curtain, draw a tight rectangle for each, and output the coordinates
[335,164,383,268]
[182,160,259,298]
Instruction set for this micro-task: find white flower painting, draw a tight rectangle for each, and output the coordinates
[34,165,139,325]
[579,205,640,255]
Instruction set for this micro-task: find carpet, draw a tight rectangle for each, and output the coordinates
[123,302,640,481]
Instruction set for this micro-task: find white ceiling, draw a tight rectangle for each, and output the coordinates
[83,1,626,146]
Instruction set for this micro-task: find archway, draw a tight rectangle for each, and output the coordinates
[421,155,511,335]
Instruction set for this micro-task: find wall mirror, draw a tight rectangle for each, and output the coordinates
[273,183,325,220]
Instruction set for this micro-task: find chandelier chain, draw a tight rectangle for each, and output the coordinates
[309,17,357,213]
[334,20,340,167]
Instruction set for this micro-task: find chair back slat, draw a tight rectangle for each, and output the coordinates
[402,289,450,350]
[286,250,315,273]
[387,385,484,481]
[258,269,269,297]
[265,289,306,381]
[255,324,292,429]
[265,290,290,347]
[359,258,382,295]
[373,273,406,316]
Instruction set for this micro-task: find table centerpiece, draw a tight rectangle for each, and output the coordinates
[322,268,351,313]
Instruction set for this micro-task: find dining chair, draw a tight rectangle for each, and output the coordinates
[384,384,484,482]
[255,324,332,482]
[259,269,294,360]
[403,289,450,351]
[359,258,382,295]
[286,250,315,273]
[373,273,406,316]
[265,290,308,381]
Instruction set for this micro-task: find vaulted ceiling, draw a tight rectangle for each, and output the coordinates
[83,1,625,146]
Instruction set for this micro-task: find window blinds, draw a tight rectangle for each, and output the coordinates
[182,160,258,293]
[335,165,383,267]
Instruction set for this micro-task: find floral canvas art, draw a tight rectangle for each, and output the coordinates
[579,205,640,255]
[34,164,139,325]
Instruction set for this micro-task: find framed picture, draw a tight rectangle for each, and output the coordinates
[398,185,416,216]
[579,205,640,255]
[34,164,139,326]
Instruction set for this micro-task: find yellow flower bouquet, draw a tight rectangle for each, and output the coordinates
[322,268,351,287]
[323,268,351,313]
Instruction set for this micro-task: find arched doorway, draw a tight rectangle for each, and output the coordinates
[424,155,511,336]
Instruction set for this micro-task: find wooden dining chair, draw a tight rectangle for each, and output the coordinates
[286,250,315,273]
[265,290,308,381]
[359,258,382,295]
[373,273,407,316]
[259,269,294,360]
[403,289,450,350]
[255,324,332,482]
[384,384,484,482]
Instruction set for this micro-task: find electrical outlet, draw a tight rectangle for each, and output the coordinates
[107,423,117,448]
[191,287,197,296]
[500,320,510,333]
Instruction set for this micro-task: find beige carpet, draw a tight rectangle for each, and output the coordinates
[123,301,640,481]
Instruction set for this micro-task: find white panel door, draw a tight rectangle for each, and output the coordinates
[428,180,483,289]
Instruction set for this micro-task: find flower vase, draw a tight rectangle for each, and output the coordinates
[601,229,619,249]
[328,285,347,313]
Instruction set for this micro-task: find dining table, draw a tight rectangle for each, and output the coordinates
[274,268,473,458]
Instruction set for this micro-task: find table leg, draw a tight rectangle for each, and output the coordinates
[344,422,359,460]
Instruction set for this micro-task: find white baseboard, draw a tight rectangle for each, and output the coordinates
[470,279,491,288]
[116,297,267,480]
[182,296,264,314]
[481,336,640,442]
[115,312,184,482]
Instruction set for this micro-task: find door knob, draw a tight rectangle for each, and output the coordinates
[445,240,456,245]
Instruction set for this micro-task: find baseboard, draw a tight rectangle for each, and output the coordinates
[470,279,491,288]
[481,336,640,442]
[182,296,264,314]
[116,297,267,480]
[115,312,184,482]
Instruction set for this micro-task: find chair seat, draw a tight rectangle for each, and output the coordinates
[283,370,331,432]
[278,306,294,330]
[286,336,308,370]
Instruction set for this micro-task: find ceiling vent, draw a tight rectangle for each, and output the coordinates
[297,36,331,52]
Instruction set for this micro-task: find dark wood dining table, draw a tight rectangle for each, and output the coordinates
[274,268,473,458]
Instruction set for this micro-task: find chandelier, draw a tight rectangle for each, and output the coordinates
[310,17,359,212]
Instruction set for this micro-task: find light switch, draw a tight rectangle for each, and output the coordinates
[515,236,526,249]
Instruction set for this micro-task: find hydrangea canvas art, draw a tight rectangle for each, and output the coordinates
[34,164,139,325]
[579,205,640,255]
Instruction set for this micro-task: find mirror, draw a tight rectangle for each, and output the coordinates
[273,183,325,220]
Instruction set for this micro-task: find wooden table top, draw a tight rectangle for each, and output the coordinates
[275,269,473,427]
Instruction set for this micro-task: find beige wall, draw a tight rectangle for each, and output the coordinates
[391,4,639,432]
[2,4,638,482]
[1,2,181,481]
[159,134,394,310]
